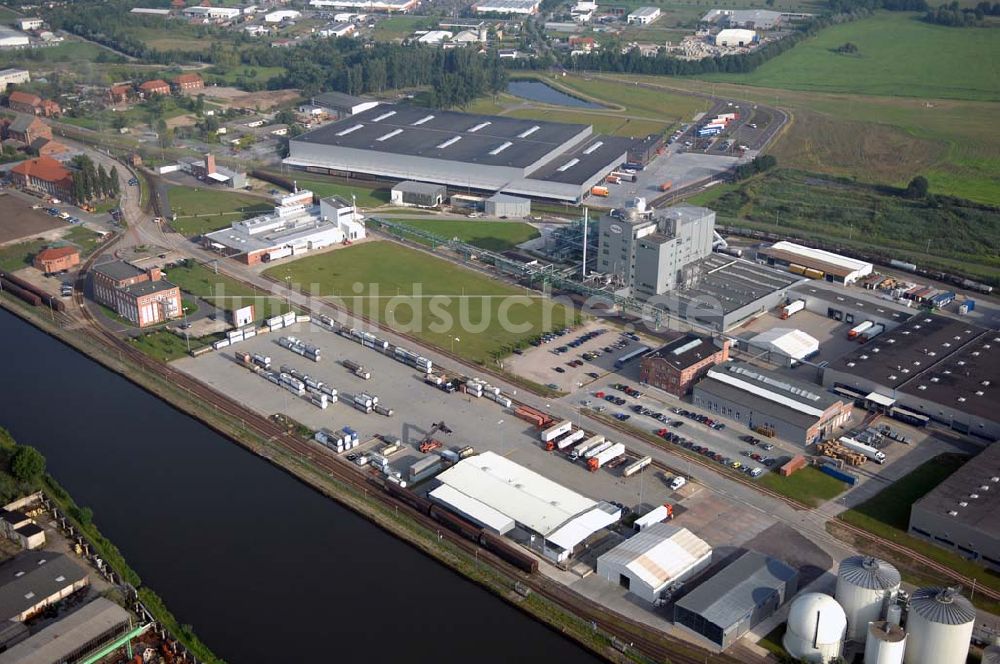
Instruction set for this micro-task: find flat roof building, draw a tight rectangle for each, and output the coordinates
[285,105,630,202]
[0,598,131,664]
[627,6,661,24]
[90,261,182,328]
[0,68,30,88]
[639,333,730,397]
[701,8,783,29]
[597,524,712,604]
[430,451,621,563]
[673,550,797,649]
[0,26,30,49]
[823,315,998,439]
[909,443,1000,568]
[484,192,530,218]
[792,282,913,330]
[309,0,419,12]
[693,361,851,445]
[474,0,540,13]
[390,181,446,208]
[758,241,873,285]
[0,552,88,622]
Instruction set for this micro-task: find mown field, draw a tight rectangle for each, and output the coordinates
[281,177,390,209]
[758,466,847,507]
[385,219,539,251]
[266,241,573,363]
[707,169,1000,283]
[167,187,273,236]
[163,260,290,319]
[598,72,1000,206]
[703,13,1000,102]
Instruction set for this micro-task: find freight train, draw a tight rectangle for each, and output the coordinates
[0,271,67,312]
[381,479,538,574]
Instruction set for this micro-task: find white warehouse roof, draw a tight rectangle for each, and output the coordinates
[749,327,819,361]
[433,451,598,537]
[764,241,873,281]
[429,484,515,534]
[598,524,712,590]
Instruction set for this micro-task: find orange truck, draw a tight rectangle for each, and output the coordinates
[659,180,673,192]
[590,185,609,197]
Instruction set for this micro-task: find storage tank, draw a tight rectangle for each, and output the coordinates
[836,556,902,640]
[902,587,975,664]
[983,643,1000,664]
[783,593,847,663]
[865,620,906,664]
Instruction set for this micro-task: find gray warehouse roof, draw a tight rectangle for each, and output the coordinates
[675,254,801,314]
[392,180,447,195]
[312,91,375,111]
[126,279,178,298]
[0,552,87,622]
[675,550,796,628]
[91,260,145,282]
[525,135,634,185]
[0,598,130,664]
[293,105,590,170]
[643,333,722,371]
[912,442,1000,535]
[792,283,913,324]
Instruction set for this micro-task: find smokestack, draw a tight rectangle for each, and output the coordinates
[204,153,216,176]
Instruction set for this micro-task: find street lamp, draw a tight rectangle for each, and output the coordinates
[498,419,505,455]
[451,336,460,353]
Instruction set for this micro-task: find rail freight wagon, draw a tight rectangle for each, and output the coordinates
[479,531,538,574]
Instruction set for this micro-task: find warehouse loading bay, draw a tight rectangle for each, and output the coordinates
[172,315,959,645]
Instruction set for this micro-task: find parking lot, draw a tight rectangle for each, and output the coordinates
[173,321,684,512]
[503,319,661,392]
[601,151,739,209]
[0,191,66,245]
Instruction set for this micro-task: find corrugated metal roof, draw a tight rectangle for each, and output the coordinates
[429,484,515,534]
[704,363,830,417]
[674,551,796,628]
[909,587,976,625]
[0,598,129,664]
[434,451,596,536]
[838,556,900,590]
[764,241,872,277]
[598,524,711,590]
[546,502,620,551]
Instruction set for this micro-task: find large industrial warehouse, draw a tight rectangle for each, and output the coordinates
[758,241,873,285]
[429,451,621,563]
[284,105,632,202]
[823,314,999,439]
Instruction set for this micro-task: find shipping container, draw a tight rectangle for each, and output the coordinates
[623,456,652,477]
[590,186,609,197]
[409,455,442,478]
[958,299,975,315]
[860,324,885,341]
[819,464,857,486]
[439,449,460,463]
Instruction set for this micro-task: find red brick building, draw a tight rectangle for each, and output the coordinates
[108,84,132,104]
[172,73,204,92]
[31,137,70,157]
[38,99,60,117]
[7,90,41,114]
[6,114,52,145]
[91,261,182,328]
[9,156,73,200]
[33,246,80,273]
[138,79,170,97]
[639,333,731,397]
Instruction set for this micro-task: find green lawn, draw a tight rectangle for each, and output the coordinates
[162,260,290,319]
[285,178,390,209]
[387,219,539,251]
[266,241,574,364]
[703,13,1000,101]
[64,226,104,257]
[0,239,47,273]
[372,15,434,41]
[167,187,273,236]
[0,40,107,67]
[544,74,706,124]
[758,466,847,507]
[708,168,1000,284]
[128,329,199,362]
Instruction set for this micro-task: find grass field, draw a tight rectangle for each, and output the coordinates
[758,466,847,507]
[372,15,434,41]
[837,453,1000,602]
[703,14,1000,102]
[709,168,1000,283]
[129,329,202,362]
[64,226,104,257]
[163,260,290,319]
[280,177,390,209]
[266,241,573,364]
[0,238,47,273]
[0,41,107,68]
[542,74,706,125]
[598,72,1000,206]
[505,108,669,138]
[387,219,539,251]
[167,188,272,236]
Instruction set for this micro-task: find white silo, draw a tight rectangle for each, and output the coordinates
[982,641,1000,664]
[783,593,848,663]
[903,587,975,664]
[836,555,902,641]
[865,620,906,664]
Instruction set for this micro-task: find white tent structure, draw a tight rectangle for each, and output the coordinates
[749,327,819,366]
[597,524,712,603]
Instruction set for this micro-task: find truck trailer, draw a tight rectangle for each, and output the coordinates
[838,436,886,464]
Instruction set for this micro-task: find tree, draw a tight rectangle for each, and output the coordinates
[905,175,929,199]
[109,166,121,196]
[97,164,111,199]
[10,446,45,482]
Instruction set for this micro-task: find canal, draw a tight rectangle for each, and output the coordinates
[506,80,604,109]
[0,308,602,664]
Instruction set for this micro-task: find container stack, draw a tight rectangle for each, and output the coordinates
[278,336,321,362]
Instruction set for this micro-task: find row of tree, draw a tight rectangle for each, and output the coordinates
[70,155,120,205]
[923,1,1000,25]
[733,154,778,181]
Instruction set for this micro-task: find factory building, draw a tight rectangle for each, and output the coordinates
[9,156,72,201]
[823,315,998,439]
[639,333,730,397]
[0,26,30,49]
[391,181,446,208]
[596,524,712,604]
[693,361,851,445]
[285,105,631,202]
[745,327,819,367]
[792,282,913,330]
[182,5,241,20]
[0,552,88,622]
[429,451,621,563]
[0,68,29,88]
[32,246,80,274]
[673,550,797,649]
[908,442,1000,568]
[758,241,873,285]
[701,8,784,29]
[90,261,182,328]
[0,597,132,664]
[715,29,756,47]
[309,0,419,12]
[204,190,365,265]
[484,192,530,218]
[179,153,247,189]
[627,6,661,24]
[474,0,540,14]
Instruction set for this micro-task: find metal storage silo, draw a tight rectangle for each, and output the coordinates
[982,642,1000,664]
[836,556,901,641]
[865,620,906,664]
[783,593,847,663]
[903,587,975,664]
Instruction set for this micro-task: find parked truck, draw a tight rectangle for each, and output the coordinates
[633,504,673,531]
[540,419,572,443]
[588,443,626,471]
[583,440,613,460]
[838,436,886,464]
[847,321,873,340]
[659,180,673,192]
[780,299,805,319]
[859,324,885,342]
[590,185,609,197]
[570,437,600,461]
[553,429,587,451]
